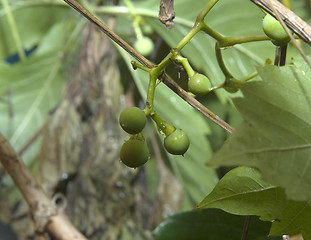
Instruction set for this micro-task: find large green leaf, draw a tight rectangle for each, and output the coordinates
[154,208,281,240]
[0,20,74,164]
[207,57,311,203]
[196,167,311,238]
[0,0,68,59]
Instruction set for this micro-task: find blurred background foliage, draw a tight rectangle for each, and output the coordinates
[1,0,311,239]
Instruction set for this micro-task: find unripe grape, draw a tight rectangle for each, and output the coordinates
[164,129,190,155]
[134,37,154,56]
[262,14,290,46]
[188,73,211,96]
[142,24,154,35]
[119,107,146,134]
[120,139,150,168]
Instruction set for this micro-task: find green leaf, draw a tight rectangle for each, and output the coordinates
[197,167,276,220]
[0,0,68,59]
[0,54,63,162]
[154,208,281,240]
[196,167,311,238]
[0,20,71,165]
[207,57,311,203]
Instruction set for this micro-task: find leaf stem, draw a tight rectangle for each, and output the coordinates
[201,22,269,47]
[215,42,232,81]
[279,44,287,66]
[150,111,175,136]
[234,71,259,84]
[274,46,281,66]
[124,0,143,39]
[131,61,151,72]
[145,70,158,113]
[274,45,287,66]
[195,0,220,23]
[241,216,252,240]
[173,54,195,77]
[176,22,205,50]
[219,35,269,47]
[2,0,26,61]
[154,22,204,74]
[201,22,225,42]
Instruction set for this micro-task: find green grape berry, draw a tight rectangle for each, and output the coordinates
[262,14,290,46]
[134,37,154,56]
[142,24,154,35]
[164,129,190,155]
[188,73,211,96]
[119,107,146,134]
[120,139,150,168]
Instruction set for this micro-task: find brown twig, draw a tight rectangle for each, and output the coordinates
[0,133,87,240]
[63,0,234,134]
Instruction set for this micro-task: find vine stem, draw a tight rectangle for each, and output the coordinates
[215,42,232,81]
[195,0,219,23]
[63,0,234,134]
[145,71,158,113]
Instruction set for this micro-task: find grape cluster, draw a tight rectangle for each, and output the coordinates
[118,107,190,168]
[118,12,292,169]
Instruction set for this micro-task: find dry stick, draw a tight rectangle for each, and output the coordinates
[0,134,88,240]
[250,0,311,69]
[63,0,234,134]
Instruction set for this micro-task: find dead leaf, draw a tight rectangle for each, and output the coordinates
[159,0,175,29]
